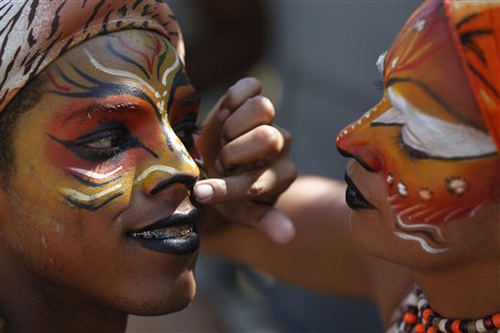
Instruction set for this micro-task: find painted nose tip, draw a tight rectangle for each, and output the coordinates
[336,129,383,173]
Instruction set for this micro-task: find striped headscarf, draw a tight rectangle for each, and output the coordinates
[0,0,184,112]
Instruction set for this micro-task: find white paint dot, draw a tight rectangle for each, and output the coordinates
[397,181,408,197]
[414,19,426,32]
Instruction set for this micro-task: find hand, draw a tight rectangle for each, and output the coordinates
[194,78,297,244]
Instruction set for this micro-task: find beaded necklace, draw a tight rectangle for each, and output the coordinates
[392,284,500,333]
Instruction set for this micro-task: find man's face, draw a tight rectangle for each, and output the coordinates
[0,30,202,315]
[336,1,499,262]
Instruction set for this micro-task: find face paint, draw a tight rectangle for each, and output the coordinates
[0,30,201,315]
[43,31,199,213]
[337,0,500,231]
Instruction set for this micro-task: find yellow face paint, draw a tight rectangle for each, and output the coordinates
[1,30,201,315]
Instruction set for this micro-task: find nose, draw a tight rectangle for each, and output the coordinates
[336,98,392,172]
[137,124,200,197]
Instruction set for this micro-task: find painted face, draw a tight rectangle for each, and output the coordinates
[337,1,499,256]
[0,30,201,315]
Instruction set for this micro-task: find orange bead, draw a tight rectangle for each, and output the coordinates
[414,323,426,333]
[451,319,462,333]
[423,309,434,323]
[403,312,417,324]
[426,327,436,333]
[493,313,500,328]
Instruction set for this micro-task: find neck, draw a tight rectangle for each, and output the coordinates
[412,259,500,319]
[0,257,127,332]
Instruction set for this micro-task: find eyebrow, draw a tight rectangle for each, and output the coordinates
[386,77,478,128]
[63,102,145,124]
[179,95,201,108]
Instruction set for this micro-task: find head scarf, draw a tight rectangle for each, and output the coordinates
[0,0,185,112]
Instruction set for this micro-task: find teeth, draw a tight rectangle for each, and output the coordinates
[131,227,192,239]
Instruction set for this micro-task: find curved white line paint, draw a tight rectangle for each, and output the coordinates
[399,204,425,216]
[135,165,179,183]
[425,207,452,223]
[68,166,123,180]
[396,214,444,241]
[386,87,497,158]
[60,184,123,202]
[84,49,157,95]
[394,232,448,254]
[161,50,180,86]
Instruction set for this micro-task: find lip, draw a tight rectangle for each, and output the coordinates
[128,209,200,255]
[344,173,376,210]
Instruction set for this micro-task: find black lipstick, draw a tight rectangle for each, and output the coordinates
[344,173,376,210]
[128,209,200,255]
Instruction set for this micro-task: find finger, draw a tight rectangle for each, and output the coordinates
[193,158,297,204]
[222,96,275,143]
[219,78,262,118]
[218,125,284,170]
[254,207,296,244]
[218,202,295,244]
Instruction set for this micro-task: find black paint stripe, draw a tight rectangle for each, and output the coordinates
[456,13,479,29]
[27,0,39,25]
[29,31,63,81]
[132,0,144,10]
[70,173,122,187]
[0,46,21,92]
[117,5,127,18]
[468,64,500,99]
[107,41,150,80]
[59,35,75,57]
[0,4,13,22]
[64,192,124,211]
[156,51,167,80]
[70,63,105,85]
[99,9,113,35]
[48,0,67,40]
[83,0,106,30]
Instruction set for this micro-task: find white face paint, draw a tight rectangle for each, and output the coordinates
[371,87,497,159]
[60,183,123,202]
[376,51,387,75]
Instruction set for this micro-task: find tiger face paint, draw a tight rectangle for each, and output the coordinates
[0,30,201,315]
[337,1,499,245]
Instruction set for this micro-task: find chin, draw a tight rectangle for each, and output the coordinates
[106,268,198,317]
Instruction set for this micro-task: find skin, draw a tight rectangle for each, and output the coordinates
[204,1,500,328]
[0,29,296,332]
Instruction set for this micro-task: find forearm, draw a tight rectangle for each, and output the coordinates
[202,175,374,300]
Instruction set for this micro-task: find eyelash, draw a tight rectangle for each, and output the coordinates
[373,80,384,90]
[397,132,432,159]
[171,112,202,151]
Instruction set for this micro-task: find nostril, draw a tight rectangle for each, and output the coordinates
[337,147,382,172]
[149,175,197,195]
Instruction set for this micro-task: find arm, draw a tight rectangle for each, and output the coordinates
[202,175,373,299]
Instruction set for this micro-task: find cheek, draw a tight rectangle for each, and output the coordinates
[383,152,499,224]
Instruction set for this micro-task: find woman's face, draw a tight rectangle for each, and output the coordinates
[0,30,201,315]
[336,1,499,267]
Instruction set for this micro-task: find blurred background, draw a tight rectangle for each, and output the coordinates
[127,1,420,332]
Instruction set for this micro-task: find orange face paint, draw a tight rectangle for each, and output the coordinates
[337,0,499,224]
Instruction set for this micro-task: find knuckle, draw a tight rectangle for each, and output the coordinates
[248,177,266,197]
[255,126,282,155]
[251,96,275,121]
[217,148,232,167]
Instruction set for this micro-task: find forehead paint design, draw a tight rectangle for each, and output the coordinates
[48,32,191,153]
[337,0,499,236]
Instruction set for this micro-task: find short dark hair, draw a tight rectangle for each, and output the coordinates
[0,74,46,188]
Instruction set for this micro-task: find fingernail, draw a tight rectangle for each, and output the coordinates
[194,184,214,202]
[218,108,231,122]
[214,159,224,175]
